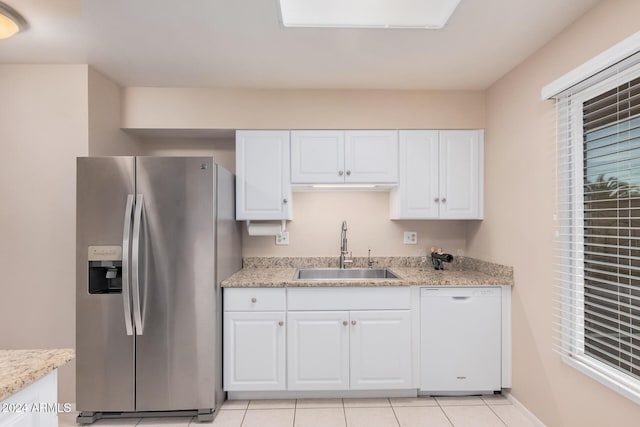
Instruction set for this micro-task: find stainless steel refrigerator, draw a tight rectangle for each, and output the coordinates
[76,157,241,424]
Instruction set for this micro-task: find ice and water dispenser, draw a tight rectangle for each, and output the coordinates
[88,246,123,294]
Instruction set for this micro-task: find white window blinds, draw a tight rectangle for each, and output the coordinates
[554,51,640,402]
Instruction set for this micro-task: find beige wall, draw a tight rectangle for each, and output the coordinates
[467,0,640,425]
[140,138,236,173]
[126,89,485,257]
[244,192,467,257]
[0,65,89,404]
[88,68,143,156]
[123,88,485,130]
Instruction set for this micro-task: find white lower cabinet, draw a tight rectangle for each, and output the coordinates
[287,311,350,390]
[350,310,413,390]
[223,286,510,395]
[287,310,413,391]
[0,370,58,427]
[223,311,286,391]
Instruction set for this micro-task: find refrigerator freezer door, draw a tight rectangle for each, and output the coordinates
[76,157,136,412]
[134,157,216,411]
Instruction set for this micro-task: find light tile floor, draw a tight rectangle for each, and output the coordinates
[58,396,537,427]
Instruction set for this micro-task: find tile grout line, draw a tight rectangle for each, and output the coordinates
[388,399,402,427]
[486,403,509,427]
[342,398,349,427]
[435,398,455,427]
[239,405,248,427]
[292,399,297,427]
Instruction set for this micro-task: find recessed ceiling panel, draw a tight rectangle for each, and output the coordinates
[279,0,462,29]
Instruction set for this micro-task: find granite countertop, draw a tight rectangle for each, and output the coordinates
[222,256,513,288]
[0,349,75,401]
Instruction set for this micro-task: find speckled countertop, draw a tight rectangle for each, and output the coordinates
[0,349,75,401]
[222,256,513,288]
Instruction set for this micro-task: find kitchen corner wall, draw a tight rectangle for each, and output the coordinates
[88,68,143,156]
[0,65,138,405]
[0,65,89,404]
[127,88,486,257]
[466,0,640,425]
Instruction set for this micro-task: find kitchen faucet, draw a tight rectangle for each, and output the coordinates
[339,221,353,269]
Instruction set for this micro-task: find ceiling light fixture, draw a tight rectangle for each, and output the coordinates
[278,0,462,29]
[0,1,26,39]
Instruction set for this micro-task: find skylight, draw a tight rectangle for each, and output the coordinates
[278,0,462,29]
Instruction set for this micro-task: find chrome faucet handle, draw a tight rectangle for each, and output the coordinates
[343,252,354,268]
[367,248,376,269]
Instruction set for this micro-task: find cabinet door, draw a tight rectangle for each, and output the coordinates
[287,311,350,390]
[350,310,413,390]
[235,130,291,220]
[393,131,440,219]
[291,131,345,184]
[344,131,398,183]
[223,312,286,391]
[439,130,483,219]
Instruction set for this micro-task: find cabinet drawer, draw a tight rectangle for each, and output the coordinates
[288,287,411,310]
[224,288,286,311]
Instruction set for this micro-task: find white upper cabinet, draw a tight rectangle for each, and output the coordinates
[439,130,483,219]
[291,131,345,183]
[344,131,398,183]
[391,130,483,220]
[236,130,292,220]
[290,130,398,184]
[392,130,440,219]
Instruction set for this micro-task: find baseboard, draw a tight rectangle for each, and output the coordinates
[504,392,546,427]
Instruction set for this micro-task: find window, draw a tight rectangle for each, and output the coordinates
[554,55,640,403]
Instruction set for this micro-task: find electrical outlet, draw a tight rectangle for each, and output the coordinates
[403,231,417,245]
[275,231,289,245]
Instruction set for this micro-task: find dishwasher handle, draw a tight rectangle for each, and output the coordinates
[421,287,502,298]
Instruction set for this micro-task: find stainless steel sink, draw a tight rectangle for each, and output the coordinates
[296,268,400,280]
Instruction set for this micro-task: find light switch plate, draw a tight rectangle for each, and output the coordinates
[275,231,289,245]
[403,231,417,245]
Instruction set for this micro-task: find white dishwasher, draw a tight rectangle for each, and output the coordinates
[420,287,501,394]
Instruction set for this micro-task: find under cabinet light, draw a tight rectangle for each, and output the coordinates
[278,0,462,29]
[0,1,26,39]
[312,184,377,189]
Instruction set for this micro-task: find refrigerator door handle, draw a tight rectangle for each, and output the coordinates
[121,194,135,336]
[132,194,144,335]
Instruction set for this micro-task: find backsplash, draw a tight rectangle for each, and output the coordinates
[242,192,467,257]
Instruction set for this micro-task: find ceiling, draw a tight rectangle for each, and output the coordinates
[0,0,601,90]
